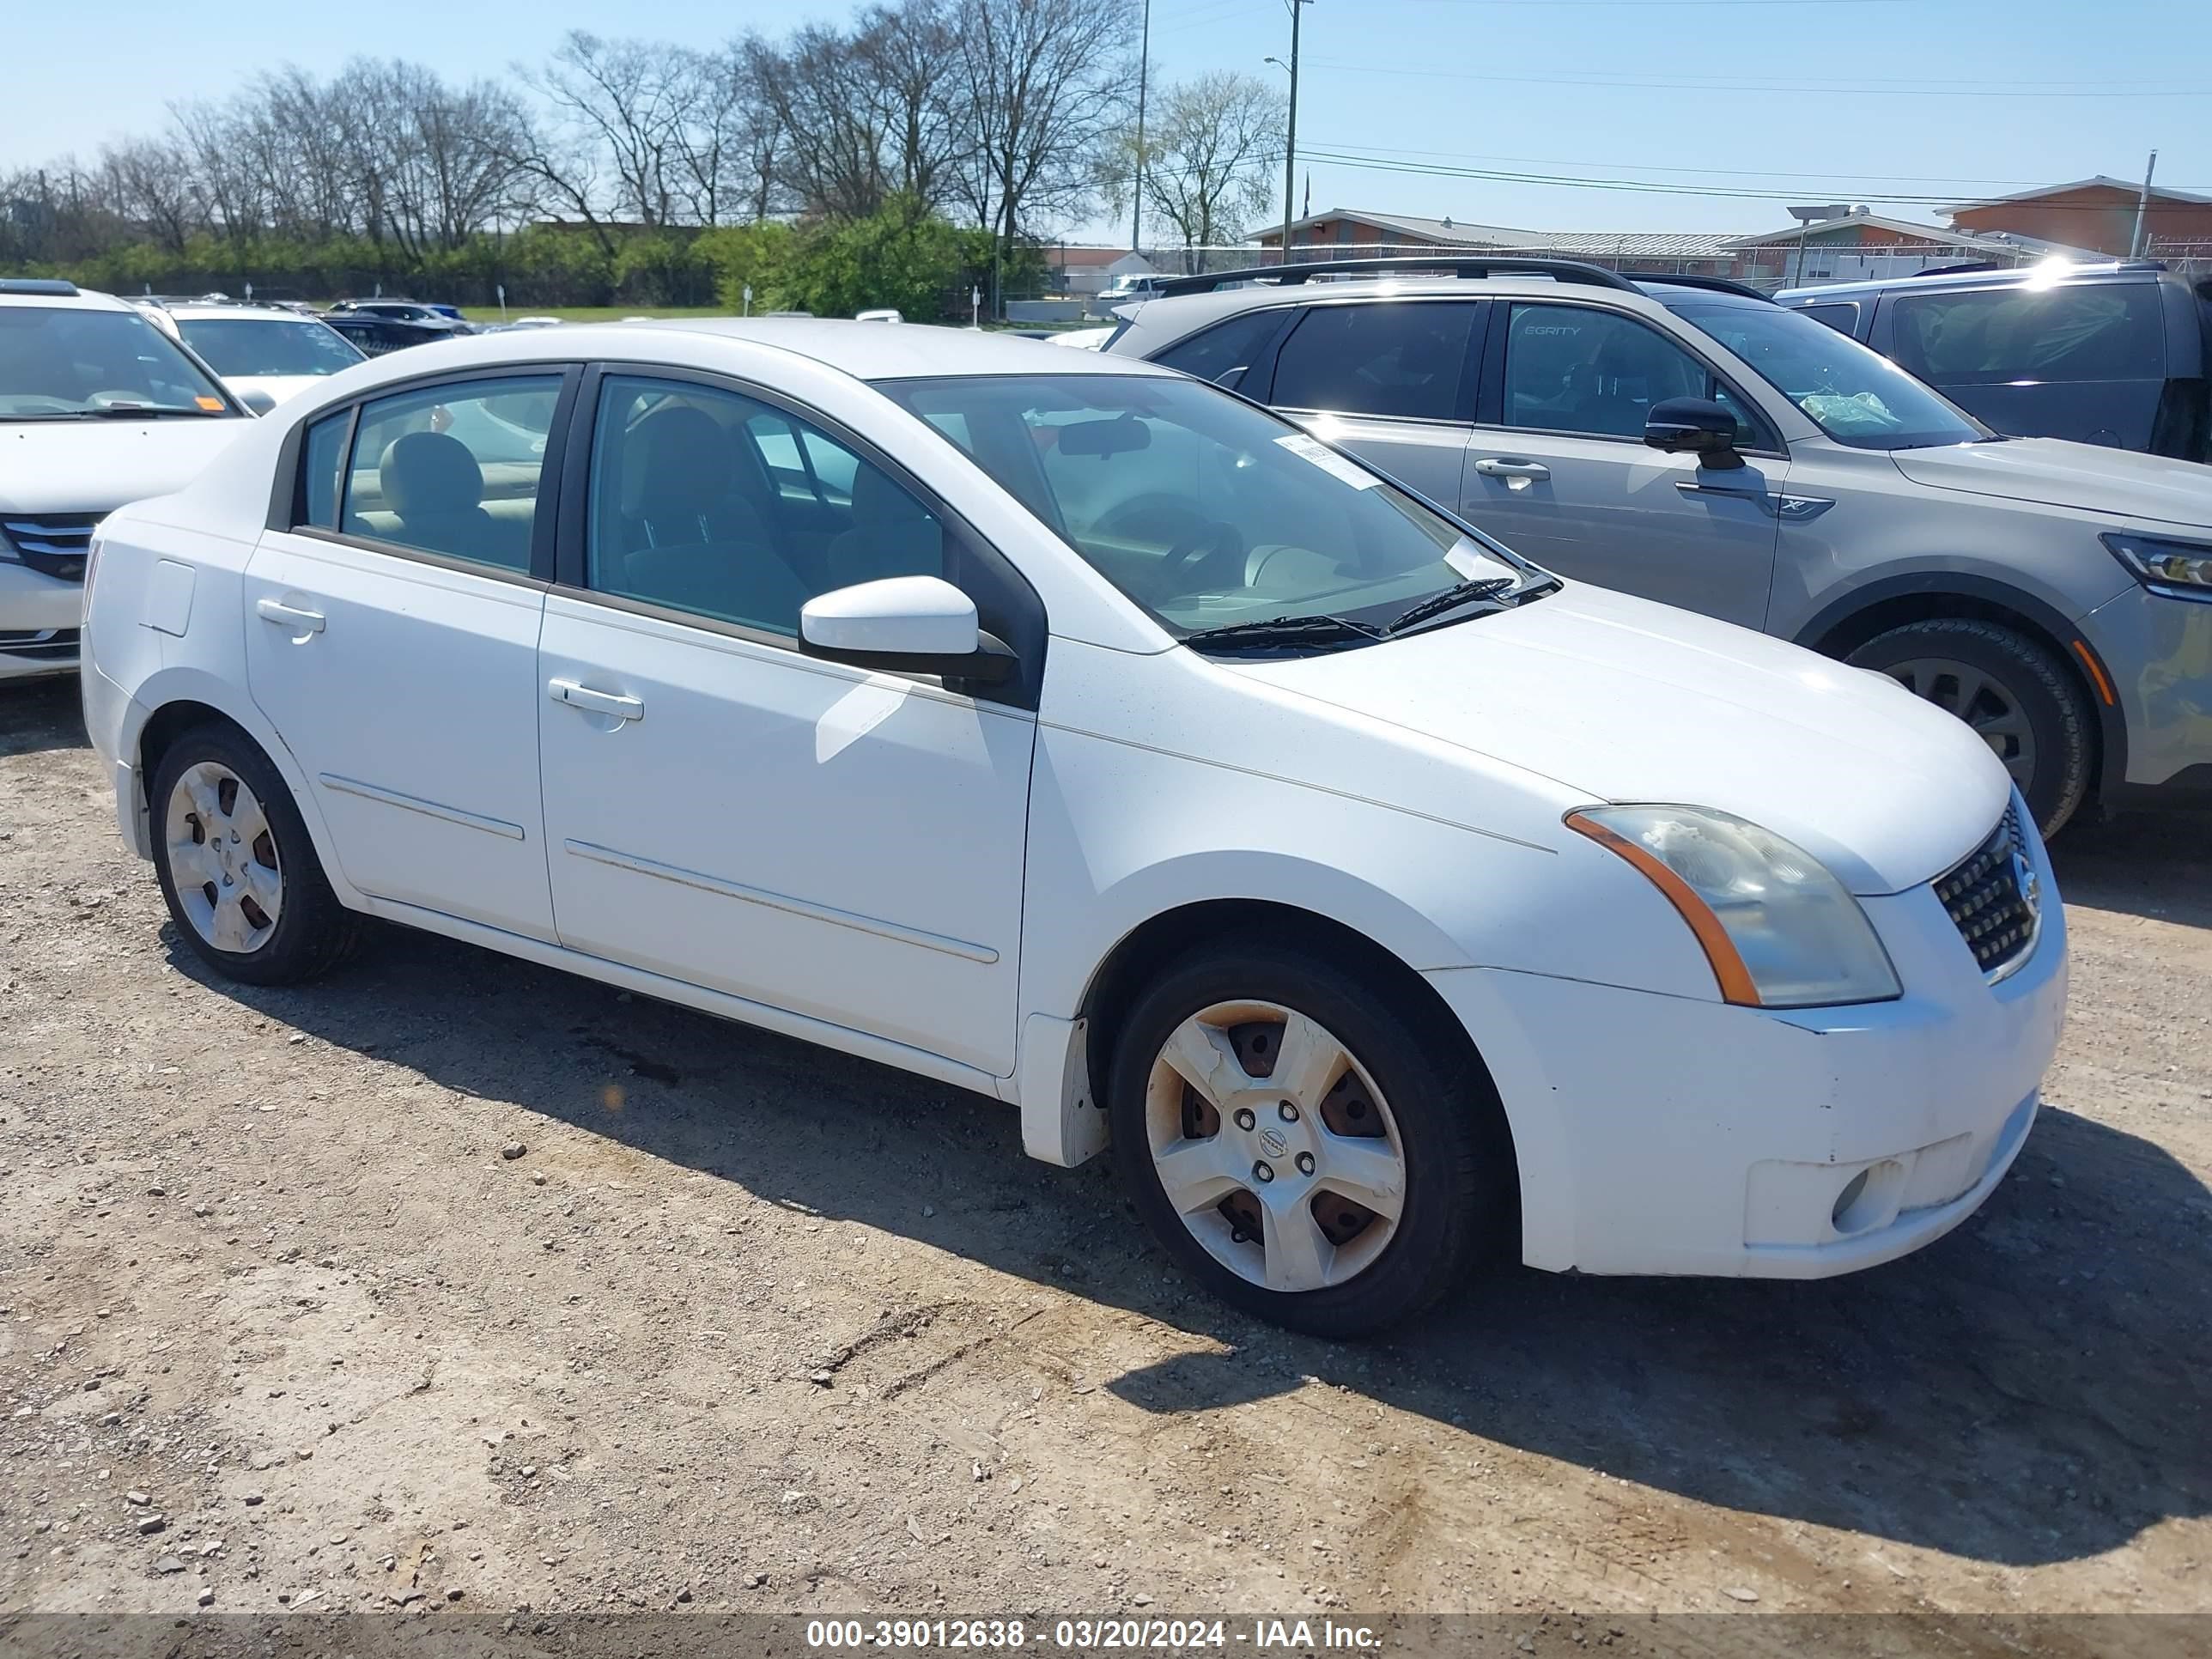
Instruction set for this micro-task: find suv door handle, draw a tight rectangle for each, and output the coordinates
[548,678,645,722]
[255,597,325,633]
[1474,458,1551,482]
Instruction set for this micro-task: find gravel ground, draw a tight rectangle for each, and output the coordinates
[1,673,2206,1631]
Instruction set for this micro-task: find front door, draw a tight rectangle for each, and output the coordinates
[244,368,571,939]
[1261,298,1487,507]
[1464,300,1784,629]
[535,371,1036,1077]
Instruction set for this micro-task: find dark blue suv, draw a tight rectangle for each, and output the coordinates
[1779,262,2212,465]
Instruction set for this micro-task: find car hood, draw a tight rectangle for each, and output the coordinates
[1234,583,2011,896]
[0,418,250,515]
[1889,437,2212,529]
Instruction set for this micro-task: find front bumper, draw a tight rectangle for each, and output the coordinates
[2081,583,2212,795]
[1429,827,2068,1278]
[0,560,83,679]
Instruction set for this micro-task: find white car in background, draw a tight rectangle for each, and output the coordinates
[1,279,252,680]
[81,320,2063,1334]
[157,302,366,409]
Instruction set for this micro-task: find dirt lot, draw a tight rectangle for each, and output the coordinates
[2,673,2207,1634]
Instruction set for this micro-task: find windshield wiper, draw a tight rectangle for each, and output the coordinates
[83,402,227,419]
[1386,577,1520,635]
[1182,614,1386,653]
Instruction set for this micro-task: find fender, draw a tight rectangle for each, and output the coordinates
[117,664,365,910]
[1791,569,2130,798]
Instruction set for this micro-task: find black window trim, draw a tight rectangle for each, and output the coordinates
[267,361,581,591]
[1257,294,1492,427]
[552,361,1048,712]
[1478,296,1788,459]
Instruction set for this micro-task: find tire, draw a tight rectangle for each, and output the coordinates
[149,722,360,985]
[1107,941,1513,1339]
[1844,618,2094,836]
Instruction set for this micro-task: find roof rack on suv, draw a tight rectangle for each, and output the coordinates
[1151,256,1641,297]
[1635,272,1776,303]
[0,278,80,297]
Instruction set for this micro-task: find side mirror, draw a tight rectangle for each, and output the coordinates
[238,387,277,416]
[1644,397,1744,469]
[799,575,1014,684]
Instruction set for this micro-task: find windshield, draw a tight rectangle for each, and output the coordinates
[874,373,1539,643]
[1671,301,1990,451]
[0,304,239,419]
[179,316,363,379]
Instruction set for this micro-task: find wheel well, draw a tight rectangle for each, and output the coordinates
[1076,898,1516,1175]
[137,700,253,784]
[1808,592,2106,776]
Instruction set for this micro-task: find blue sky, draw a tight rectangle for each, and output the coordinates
[9,0,2207,239]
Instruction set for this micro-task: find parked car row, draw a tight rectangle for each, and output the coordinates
[2,257,2203,1335]
[1098,256,2212,834]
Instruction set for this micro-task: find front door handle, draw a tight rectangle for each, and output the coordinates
[255,597,325,634]
[1474,458,1551,482]
[548,678,645,722]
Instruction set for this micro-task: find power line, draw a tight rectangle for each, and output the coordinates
[1304,59,2208,96]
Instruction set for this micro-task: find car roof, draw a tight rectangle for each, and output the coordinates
[622,317,1181,380]
[1777,261,2166,302]
[0,283,135,313]
[165,303,331,323]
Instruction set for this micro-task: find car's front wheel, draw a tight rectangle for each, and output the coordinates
[1109,944,1512,1337]
[149,724,358,985]
[1845,617,2094,836]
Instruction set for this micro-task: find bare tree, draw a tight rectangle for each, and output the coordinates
[853,1,969,214]
[755,22,893,220]
[955,0,1138,261]
[101,137,201,255]
[523,33,687,225]
[1103,72,1283,262]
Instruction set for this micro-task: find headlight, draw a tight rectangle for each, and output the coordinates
[1567,805,1902,1008]
[2103,531,2212,602]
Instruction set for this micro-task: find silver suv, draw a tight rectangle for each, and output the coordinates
[1103,257,2212,832]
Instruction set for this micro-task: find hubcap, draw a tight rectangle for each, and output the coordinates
[1885,656,2037,791]
[164,762,283,953]
[1145,1000,1407,1294]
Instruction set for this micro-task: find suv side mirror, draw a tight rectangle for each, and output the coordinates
[799,575,1014,684]
[1644,397,1745,469]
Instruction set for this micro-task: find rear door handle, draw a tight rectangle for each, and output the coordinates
[549,678,645,722]
[255,597,325,633]
[1474,458,1551,482]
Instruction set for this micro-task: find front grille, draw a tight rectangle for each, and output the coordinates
[0,627,80,660]
[1936,805,2039,976]
[1,514,100,580]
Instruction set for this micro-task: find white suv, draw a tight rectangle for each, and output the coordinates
[1,280,253,680]
[153,301,366,410]
[80,321,2063,1334]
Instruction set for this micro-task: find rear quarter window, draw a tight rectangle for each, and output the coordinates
[1888,283,2166,385]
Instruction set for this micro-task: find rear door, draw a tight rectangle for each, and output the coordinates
[245,367,574,939]
[1875,278,2168,450]
[1253,298,1488,507]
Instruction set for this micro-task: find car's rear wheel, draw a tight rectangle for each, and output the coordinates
[1108,944,1511,1337]
[150,724,358,985]
[1845,618,2093,836]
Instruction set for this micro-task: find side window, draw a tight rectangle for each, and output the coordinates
[586,374,942,638]
[1500,304,1718,441]
[1888,283,2166,386]
[298,410,348,529]
[340,374,560,570]
[1152,308,1288,390]
[1796,302,1860,336]
[1268,301,1481,421]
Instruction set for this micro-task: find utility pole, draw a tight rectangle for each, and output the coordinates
[1131,0,1151,253]
[1279,0,1312,262]
[2130,149,2159,259]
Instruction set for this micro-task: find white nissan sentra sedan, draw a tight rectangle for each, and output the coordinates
[80,321,2065,1336]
